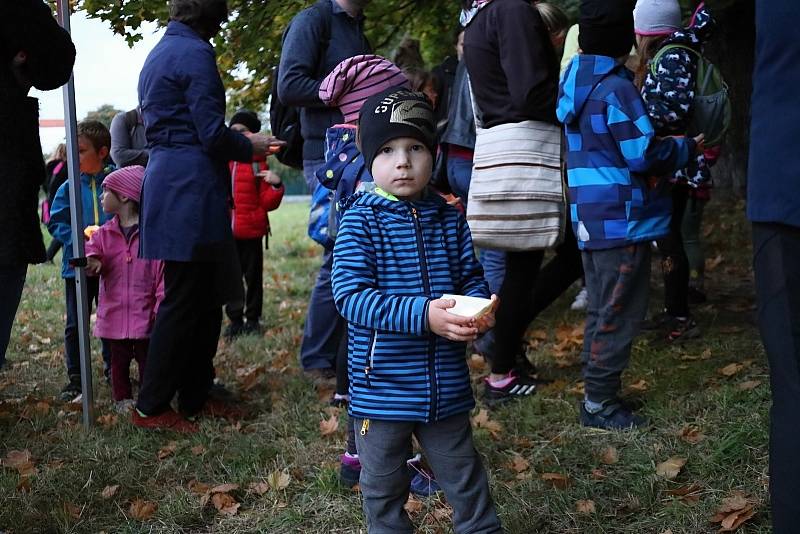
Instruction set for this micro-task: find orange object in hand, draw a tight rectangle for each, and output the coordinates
[84,225,100,240]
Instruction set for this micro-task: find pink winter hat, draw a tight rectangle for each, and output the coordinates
[103,165,145,203]
[319,54,409,123]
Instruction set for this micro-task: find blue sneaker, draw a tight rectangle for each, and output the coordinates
[580,400,647,430]
[408,456,441,497]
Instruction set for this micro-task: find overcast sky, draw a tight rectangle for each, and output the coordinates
[33,12,164,154]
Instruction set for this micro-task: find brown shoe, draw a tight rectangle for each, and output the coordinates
[132,409,198,434]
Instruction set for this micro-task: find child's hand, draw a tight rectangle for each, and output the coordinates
[428,299,479,342]
[257,170,282,186]
[86,257,101,276]
[474,295,498,334]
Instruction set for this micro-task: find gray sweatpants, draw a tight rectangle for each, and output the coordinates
[353,412,502,534]
[581,243,651,402]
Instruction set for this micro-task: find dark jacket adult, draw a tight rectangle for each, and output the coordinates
[440,61,476,150]
[138,21,252,262]
[277,0,371,162]
[747,2,800,229]
[462,0,559,128]
[0,0,75,266]
[110,108,149,168]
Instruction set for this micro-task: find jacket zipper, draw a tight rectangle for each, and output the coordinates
[364,330,376,388]
[411,207,437,422]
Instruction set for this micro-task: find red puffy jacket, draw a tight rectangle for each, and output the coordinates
[229,157,284,240]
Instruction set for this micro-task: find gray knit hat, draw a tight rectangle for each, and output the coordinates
[633,0,682,36]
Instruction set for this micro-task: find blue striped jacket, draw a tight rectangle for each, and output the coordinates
[557,55,694,250]
[331,189,489,422]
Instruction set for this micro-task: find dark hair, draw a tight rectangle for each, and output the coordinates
[169,0,228,35]
[634,34,667,89]
[77,120,111,153]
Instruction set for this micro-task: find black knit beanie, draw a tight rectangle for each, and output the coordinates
[357,88,436,175]
[579,0,636,58]
[230,109,261,133]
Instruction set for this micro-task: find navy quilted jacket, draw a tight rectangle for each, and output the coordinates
[331,190,489,422]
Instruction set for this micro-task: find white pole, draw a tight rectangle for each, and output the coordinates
[56,0,94,429]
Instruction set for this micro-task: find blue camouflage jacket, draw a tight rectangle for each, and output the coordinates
[331,189,489,422]
[557,55,694,250]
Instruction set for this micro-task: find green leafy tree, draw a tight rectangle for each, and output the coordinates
[83,103,123,128]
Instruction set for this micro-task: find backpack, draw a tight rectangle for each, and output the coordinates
[270,0,332,170]
[123,108,140,139]
[651,44,731,147]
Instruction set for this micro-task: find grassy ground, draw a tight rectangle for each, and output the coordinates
[0,197,770,533]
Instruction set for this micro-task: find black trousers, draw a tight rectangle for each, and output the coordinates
[657,184,690,317]
[492,224,584,374]
[225,238,263,324]
[753,222,800,533]
[136,261,223,416]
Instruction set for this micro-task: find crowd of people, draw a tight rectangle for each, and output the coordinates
[1,0,798,532]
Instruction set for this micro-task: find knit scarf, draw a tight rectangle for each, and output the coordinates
[460,0,494,26]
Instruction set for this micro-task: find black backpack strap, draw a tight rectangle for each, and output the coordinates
[124,108,139,139]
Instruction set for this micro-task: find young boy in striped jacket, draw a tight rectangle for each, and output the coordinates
[331,88,502,533]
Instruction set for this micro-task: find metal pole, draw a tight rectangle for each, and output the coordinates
[56,0,94,429]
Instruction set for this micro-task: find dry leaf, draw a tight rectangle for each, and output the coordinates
[432,504,453,521]
[319,414,339,436]
[576,499,596,514]
[404,495,424,514]
[738,380,762,391]
[678,425,706,445]
[665,483,703,504]
[530,329,548,341]
[471,409,503,438]
[129,499,158,521]
[706,254,724,272]
[211,493,240,515]
[719,363,745,377]
[157,441,178,460]
[600,446,619,465]
[96,414,118,428]
[16,476,32,492]
[2,449,37,478]
[249,481,270,495]
[566,382,585,396]
[188,480,210,495]
[64,502,82,520]
[656,457,687,480]
[236,365,265,392]
[626,379,649,393]
[541,472,570,489]
[509,455,530,473]
[266,469,291,491]
[700,348,713,360]
[191,445,207,456]
[591,468,607,480]
[101,484,120,499]
[210,483,240,494]
[710,491,757,532]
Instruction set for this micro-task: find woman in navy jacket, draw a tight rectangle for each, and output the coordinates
[133,0,281,431]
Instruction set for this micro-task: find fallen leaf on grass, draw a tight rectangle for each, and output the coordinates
[319,414,339,436]
[656,457,687,480]
[678,425,706,445]
[101,485,120,499]
[541,472,570,489]
[600,446,619,465]
[591,468,607,480]
[626,379,649,393]
[432,504,453,521]
[566,381,585,396]
[191,445,207,456]
[738,380,762,391]
[235,365,265,392]
[2,449,37,477]
[16,477,32,492]
[96,414,118,428]
[64,502,82,520]
[404,495,424,515]
[266,469,291,491]
[210,483,240,494]
[700,348,713,360]
[471,409,503,439]
[665,483,703,504]
[249,481,270,495]
[530,329,548,342]
[576,499,596,514]
[211,492,240,516]
[509,455,529,473]
[710,491,757,532]
[129,499,158,521]
[157,441,178,460]
[719,363,745,378]
[187,480,210,495]
[706,254,724,272]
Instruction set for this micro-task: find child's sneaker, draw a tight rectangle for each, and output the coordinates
[59,374,82,402]
[242,320,263,335]
[666,316,700,343]
[329,393,350,407]
[580,400,647,430]
[339,452,361,488]
[132,409,198,433]
[114,399,136,414]
[408,455,441,497]
[570,287,589,311]
[483,370,537,406]
[223,321,244,340]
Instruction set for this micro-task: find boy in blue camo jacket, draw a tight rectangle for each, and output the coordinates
[557,0,702,430]
[331,88,502,534]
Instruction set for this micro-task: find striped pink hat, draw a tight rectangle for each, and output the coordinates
[103,165,145,203]
[319,55,409,124]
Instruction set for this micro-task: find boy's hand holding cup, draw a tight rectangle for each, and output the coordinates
[428,294,498,342]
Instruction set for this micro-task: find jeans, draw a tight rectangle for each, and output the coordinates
[657,184,690,317]
[581,244,651,402]
[0,264,27,368]
[225,238,264,325]
[752,222,800,533]
[136,261,223,416]
[64,277,110,377]
[300,159,346,371]
[354,413,502,534]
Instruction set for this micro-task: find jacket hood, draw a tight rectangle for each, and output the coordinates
[557,55,622,125]
[661,4,715,50]
[317,126,362,191]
